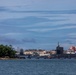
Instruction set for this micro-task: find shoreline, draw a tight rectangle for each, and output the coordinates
[0,57,19,60]
[0,57,76,60]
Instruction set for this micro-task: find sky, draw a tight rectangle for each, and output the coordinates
[0,0,76,50]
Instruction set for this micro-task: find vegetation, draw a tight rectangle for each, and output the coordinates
[0,44,16,58]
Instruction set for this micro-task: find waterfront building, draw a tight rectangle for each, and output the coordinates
[69,46,76,53]
[66,50,75,54]
[24,49,46,56]
[39,53,50,56]
[50,50,56,55]
[24,50,33,55]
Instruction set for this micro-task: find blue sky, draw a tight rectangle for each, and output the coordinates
[0,0,76,50]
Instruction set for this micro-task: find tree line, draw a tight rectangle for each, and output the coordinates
[0,44,16,58]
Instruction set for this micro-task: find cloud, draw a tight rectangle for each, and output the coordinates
[0,0,76,11]
[1,16,51,25]
[22,38,36,43]
[2,32,22,36]
[0,0,76,50]
[63,33,76,45]
[0,36,21,44]
[40,10,75,14]
[0,6,9,12]
[0,5,76,15]
[6,10,76,14]
[0,35,37,45]
[0,0,29,7]
[26,25,76,32]
[68,33,76,36]
[1,16,68,26]
[65,39,76,45]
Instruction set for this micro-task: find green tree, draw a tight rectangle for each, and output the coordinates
[0,44,16,58]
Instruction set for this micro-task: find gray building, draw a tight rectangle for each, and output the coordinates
[56,42,64,54]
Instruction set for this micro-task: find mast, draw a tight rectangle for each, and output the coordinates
[58,42,60,47]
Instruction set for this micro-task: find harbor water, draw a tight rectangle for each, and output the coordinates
[0,59,76,75]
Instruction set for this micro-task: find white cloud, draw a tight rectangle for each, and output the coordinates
[0,0,30,6]
[68,33,76,36]
[0,0,76,49]
[60,43,71,50]
[27,26,76,32]
[0,0,76,10]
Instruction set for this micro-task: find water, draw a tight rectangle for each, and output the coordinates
[0,59,76,75]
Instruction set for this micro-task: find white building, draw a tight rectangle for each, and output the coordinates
[24,50,46,56]
[66,50,75,54]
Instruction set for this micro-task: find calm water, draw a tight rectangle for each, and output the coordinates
[0,59,76,75]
